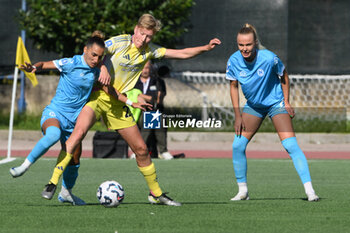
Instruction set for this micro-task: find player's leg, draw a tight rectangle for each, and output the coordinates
[130,122,151,159]
[42,105,97,200]
[271,113,319,201]
[58,142,86,205]
[118,125,180,206]
[10,117,61,177]
[231,112,263,201]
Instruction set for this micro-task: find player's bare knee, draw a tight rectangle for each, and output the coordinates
[134,144,148,158]
[72,128,87,142]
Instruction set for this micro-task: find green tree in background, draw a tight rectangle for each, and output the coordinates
[18,0,194,57]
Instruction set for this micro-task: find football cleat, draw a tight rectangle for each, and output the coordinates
[230,192,249,201]
[58,189,86,206]
[148,193,181,206]
[307,193,320,202]
[9,166,27,178]
[41,183,57,200]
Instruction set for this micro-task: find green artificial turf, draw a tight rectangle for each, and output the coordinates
[0,158,349,233]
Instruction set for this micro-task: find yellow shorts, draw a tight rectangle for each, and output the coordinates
[86,90,136,130]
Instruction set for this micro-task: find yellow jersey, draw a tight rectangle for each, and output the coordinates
[104,34,166,93]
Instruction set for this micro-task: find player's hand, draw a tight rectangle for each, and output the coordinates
[234,116,245,136]
[20,62,36,73]
[98,65,111,85]
[132,102,153,111]
[284,101,295,118]
[207,38,221,50]
[137,95,147,104]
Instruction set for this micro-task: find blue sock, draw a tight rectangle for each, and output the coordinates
[62,164,80,189]
[282,137,311,184]
[232,135,249,183]
[27,126,61,163]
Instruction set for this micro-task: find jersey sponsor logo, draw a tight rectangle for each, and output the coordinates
[105,40,113,47]
[240,71,247,77]
[123,54,130,60]
[257,69,265,77]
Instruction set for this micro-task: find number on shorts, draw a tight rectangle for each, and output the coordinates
[123,105,131,118]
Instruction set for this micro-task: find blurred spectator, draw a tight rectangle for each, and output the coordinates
[130,61,173,160]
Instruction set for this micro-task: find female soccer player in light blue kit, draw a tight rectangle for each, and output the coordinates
[226,24,319,202]
[9,32,107,205]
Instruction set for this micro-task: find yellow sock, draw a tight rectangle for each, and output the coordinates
[49,151,73,185]
[138,163,162,197]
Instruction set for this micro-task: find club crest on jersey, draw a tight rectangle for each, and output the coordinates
[240,71,247,77]
[257,69,265,77]
[274,56,279,65]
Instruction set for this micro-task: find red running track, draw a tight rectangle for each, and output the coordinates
[2,149,350,159]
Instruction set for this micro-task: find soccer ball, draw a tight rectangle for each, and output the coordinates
[97,180,124,207]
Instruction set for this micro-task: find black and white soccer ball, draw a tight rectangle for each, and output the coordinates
[97,180,124,207]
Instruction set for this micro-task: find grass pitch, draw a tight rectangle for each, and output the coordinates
[1,158,349,233]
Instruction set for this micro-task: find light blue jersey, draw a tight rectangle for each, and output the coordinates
[50,55,99,124]
[226,49,285,108]
[24,54,99,165]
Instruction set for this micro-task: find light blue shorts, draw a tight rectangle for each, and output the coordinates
[243,100,288,119]
[40,105,75,143]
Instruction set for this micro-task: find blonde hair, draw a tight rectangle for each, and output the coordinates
[238,23,265,50]
[137,14,162,32]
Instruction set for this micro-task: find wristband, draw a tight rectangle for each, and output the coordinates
[126,99,133,106]
[32,65,37,70]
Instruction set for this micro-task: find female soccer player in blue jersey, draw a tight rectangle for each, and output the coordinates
[9,32,110,205]
[226,24,319,202]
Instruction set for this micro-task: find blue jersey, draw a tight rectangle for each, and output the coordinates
[49,55,99,123]
[226,49,285,108]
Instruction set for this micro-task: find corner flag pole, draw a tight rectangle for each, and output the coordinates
[0,0,27,165]
[0,67,18,164]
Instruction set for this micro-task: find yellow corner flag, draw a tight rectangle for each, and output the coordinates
[15,37,38,87]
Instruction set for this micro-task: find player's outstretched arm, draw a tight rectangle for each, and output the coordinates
[20,61,56,73]
[164,38,221,59]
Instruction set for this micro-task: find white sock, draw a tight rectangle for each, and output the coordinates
[237,182,248,193]
[304,181,316,195]
[61,185,71,194]
[20,158,32,170]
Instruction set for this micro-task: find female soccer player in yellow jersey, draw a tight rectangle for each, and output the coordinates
[42,13,221,206]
